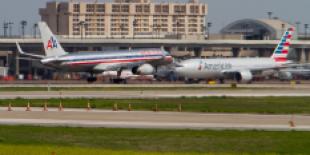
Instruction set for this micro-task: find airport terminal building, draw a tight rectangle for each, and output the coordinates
[39,0,208,40]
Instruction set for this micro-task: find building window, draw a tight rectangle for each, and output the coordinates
[113,4,129,13]
[174,5,186,14]
[162,5,169,13]
[136,6,142,13]
[73,4,80,12]
[190,5,199,14]
[155,5,169,13]
[86,4,95,12]
[155,5,161,13]
[97,4,105,12]
[202,5,206,14]
[136,5,150,13]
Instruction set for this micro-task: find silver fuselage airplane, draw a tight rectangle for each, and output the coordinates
[17,22,172,82]
[175,27,295,82]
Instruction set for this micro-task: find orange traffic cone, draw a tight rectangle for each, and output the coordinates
[289,115,295,127]
[26,102,31,111]
[178,104,182,112]
[113,104,118,111]
[7,103,13,112]
[43,102,48,112]
[86,101,91,111]
[58,101,64,111]
[153,104,158,112]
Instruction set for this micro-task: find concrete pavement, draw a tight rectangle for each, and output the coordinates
[0,108,307,131]
[0,88,310,99]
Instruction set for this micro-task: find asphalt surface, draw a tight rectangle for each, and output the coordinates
[0,108,306,131]
[1,83,310,88]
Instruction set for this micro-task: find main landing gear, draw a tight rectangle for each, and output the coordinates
[87,73,97,83]
[110,70,127,84]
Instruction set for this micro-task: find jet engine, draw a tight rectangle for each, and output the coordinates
[235,70,253,83]
[132,64,155,75]
[278,71,293,81]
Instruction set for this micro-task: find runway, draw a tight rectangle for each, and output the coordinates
[0,108,307,131]
[0,88,310,99]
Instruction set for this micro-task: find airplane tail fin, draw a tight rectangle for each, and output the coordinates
[38,22,67,57]
[271,27,295,62]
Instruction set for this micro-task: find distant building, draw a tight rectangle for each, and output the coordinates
[220,19,295,40]
[39,0,208,39]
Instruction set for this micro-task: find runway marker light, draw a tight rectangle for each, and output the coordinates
[178,104,182,112]
[128,104,132,111]
[231,83,237,88]
[26,101,31,112]
[43,102,48,112]
[59,101,64,111]
[153,104,158,112]
[7,103,13,112]
[86,101,91,111]
[113,103,118,111]
[289,115,295,128]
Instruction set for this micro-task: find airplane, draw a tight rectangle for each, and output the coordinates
[16,22,173,83]
[175,27,295,83]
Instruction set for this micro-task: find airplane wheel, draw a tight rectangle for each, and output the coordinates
[219,78,225,84]
[87,77,97,83]
[111,78,126,84]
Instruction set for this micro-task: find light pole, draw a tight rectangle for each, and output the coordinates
[120,24,125,39]
[8,22,13,37]
[33,23,38,38]
[78,21,86,39]
[281,23,285,35]
[133,19,137,39]
[267,12,273,19]
[3,22,8,38]
[296,21,301,36]
[243,24,249,40]
[176,20,180,40]
[207,22,212,40]
[305,24,309,40]
[20,20,27,39]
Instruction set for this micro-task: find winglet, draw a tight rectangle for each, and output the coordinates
[16,42,25,55]
[16,41,45,59]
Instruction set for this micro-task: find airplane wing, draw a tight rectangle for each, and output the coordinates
[16,42,45,59]
[17,57,42,61]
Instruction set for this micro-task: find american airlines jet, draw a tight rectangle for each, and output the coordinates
[17,22,172,83]
[175,27,295,83]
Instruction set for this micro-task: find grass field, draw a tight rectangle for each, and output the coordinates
[0,125,310,154]
[2,97,310,114]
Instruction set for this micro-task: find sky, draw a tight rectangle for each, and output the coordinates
[0,0,309,35]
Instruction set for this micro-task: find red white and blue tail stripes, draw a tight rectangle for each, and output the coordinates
[272,27,294,62]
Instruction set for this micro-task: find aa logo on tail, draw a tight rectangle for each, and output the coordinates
[47,37,57,49]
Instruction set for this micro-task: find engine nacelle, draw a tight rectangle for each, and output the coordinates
[132,64,155,75]
[236,70,253,83]
[278,71,293,81]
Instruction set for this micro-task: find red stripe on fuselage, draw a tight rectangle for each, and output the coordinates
[274,57,287,62]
